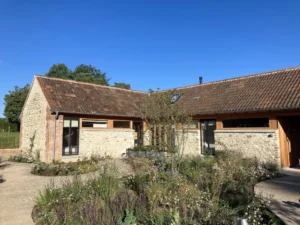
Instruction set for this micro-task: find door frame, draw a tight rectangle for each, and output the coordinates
[133,121,144,146]
[200,119,217,155]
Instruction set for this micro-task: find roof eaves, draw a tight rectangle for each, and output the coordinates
[194,106,300,116]
[50,110,142,118]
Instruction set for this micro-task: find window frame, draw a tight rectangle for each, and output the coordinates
[81,119,108,129]
[80,118,133,129]
[113,120,131,129]
[221,117,270,129]
[62,118,80,156]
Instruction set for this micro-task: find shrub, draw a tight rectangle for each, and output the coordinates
[9,154,34,163]
[35,155,283,225]
[31,159,100,176]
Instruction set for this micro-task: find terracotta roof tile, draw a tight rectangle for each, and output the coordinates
[36,67,300,117]
[174,67,300,114]
[36,76,147,117]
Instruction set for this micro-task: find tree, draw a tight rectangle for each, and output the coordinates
[114,82,131,89]
[72,64,110,85]
[4,84,30,130]
[136,89,192,172]
[45,63,72,79]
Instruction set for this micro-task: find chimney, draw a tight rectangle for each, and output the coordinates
[199,76,203,84]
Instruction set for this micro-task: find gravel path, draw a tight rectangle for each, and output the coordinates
[0,159,133,225]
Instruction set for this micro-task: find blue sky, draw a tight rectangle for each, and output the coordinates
[1,0,300,117]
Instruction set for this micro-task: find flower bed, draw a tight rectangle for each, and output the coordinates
[127,145,167,158]
[31,159,100,176]
[34,153,283,225]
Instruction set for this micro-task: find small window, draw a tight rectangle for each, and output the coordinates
[171,93,182,103]
[222,118,269,128]
[82,120,108,128]
[182,120,199,129]
[113,121,130,128]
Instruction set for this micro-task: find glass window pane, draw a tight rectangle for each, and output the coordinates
[113,121,130,128]
[82,120,107,128]
[64,120,70,127]
[222,118,269,128]
[71,120,78,127]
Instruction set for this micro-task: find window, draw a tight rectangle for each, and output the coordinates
[63,119,79,155]
[222,118,269,128]
[113,121,130,128]
[170,93,182,103]
[182,120,199,129]
[82,120,108,128]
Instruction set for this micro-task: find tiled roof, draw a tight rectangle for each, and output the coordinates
[36,67,300,117]
[36,76,147,117]
[174,67,300,115]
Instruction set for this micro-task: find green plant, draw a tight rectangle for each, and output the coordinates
[119,210,136,225]
[34,155,283,225]
[31,158,100,176]
[127,145,159,152]
[9,154,33,163]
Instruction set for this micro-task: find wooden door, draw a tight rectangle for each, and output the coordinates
[289,118,300,166]
[278,120,290,167]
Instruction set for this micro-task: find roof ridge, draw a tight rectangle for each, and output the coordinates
[164,66,300,91]
[35,75,148,94]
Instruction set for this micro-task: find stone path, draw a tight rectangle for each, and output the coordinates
[0,159,132,225]
[255,170,300,225]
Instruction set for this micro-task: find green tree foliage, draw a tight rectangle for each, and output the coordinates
[114,82,131,89]
[45,63,110,85]
[45,63,72,79]
[0,118,18,132]
[72,64,110,85]
[4,84,30,130]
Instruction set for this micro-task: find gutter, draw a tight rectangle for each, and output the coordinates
[50,110,142,119]
[53,111,59,161]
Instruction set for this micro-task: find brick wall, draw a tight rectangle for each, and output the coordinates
[215,129,281,166]
[20,78,48,161]
[46,113,63,162]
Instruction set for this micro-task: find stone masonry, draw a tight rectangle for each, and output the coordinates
[79,129,135,158]
[215,130,281,166]
[20,79,48,161]
[177,130,201,156]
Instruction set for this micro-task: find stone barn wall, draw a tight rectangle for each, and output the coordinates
[20,79,48,161]
[215,129,280,166]
[78,129,135,158]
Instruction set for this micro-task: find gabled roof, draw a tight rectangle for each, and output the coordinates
[174,67,300,115]
[36,67,300,117]
[36,76,147,117]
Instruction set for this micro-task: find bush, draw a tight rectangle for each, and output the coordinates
[9,154,34,163]
[35,154,283,224]
[31,159,100,176]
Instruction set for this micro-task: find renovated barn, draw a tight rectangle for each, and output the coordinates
[20,67,300,168]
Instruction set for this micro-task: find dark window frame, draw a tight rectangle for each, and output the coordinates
[62,118,80,156]
[113,120,131,128]
[82,120,108,128]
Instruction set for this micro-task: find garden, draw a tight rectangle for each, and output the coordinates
[32,152,283,225]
